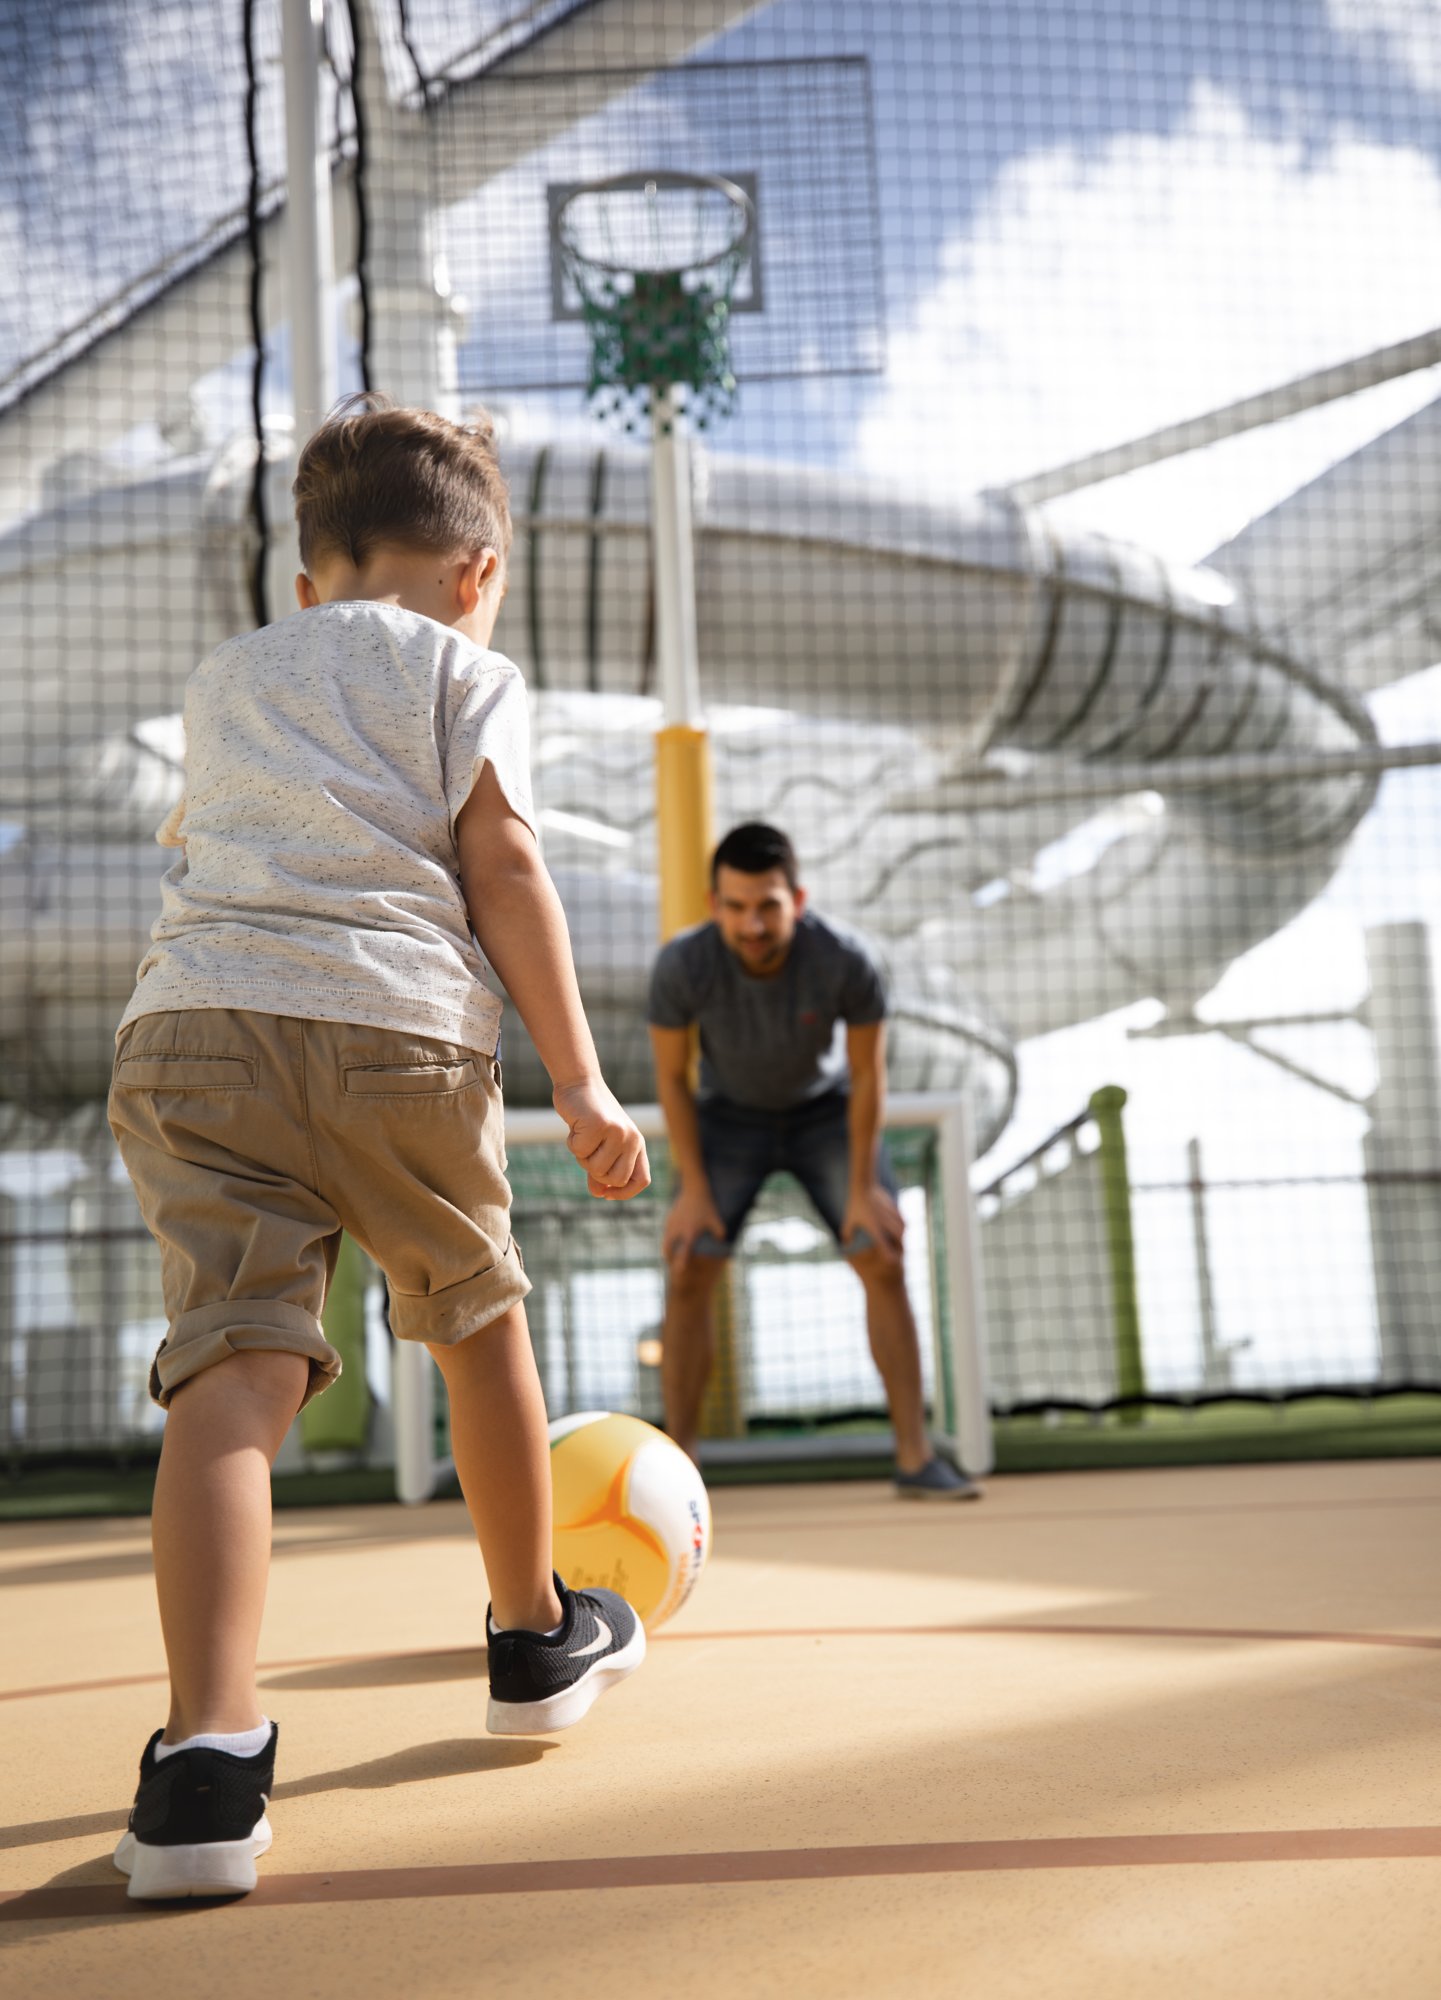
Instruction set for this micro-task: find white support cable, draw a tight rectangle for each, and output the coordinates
[896,739,1441,816]
[1007,327,1441,505]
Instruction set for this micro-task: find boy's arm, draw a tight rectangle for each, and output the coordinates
[457,764,648,1200]
[649,1024,726,1266]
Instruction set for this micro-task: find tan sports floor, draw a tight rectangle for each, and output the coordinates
[3,1459,1439,1998]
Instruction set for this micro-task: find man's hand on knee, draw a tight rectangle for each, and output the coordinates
[843,1185,905,1267]
[664,1184,728,1274]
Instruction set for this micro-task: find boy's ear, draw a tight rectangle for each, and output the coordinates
[295,572,320,610]
[456,549,500,615]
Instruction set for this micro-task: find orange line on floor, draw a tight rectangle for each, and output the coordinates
[666,1621,1441,1651]
[5,1826,1441,1921]
[4,1616,1438,1707]
[716,1494,1441,1534]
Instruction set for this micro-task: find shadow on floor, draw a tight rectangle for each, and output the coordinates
[0,1521,467,1592]
[260,1645,488,1693]
[0,1732,544,1867]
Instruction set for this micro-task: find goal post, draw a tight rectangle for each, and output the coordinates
[392,1091,993,1502]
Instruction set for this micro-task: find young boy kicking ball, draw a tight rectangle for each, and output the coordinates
[107,394,649,1901]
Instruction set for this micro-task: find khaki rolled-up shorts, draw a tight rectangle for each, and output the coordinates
[108,1009,531,1410]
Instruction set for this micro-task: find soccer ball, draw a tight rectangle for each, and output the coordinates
[549,1411,712,1630]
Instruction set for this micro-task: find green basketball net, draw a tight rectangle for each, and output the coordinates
[557,172,754,433]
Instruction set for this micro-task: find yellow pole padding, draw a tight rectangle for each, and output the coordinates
[653,720,742,1438]
[655,723,715,938]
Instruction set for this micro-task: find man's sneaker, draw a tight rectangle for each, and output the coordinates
[894,1457,982,1501]
[486,1574,645,1735]
[113,1725,276,1900]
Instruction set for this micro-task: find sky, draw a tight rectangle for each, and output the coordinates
[9,0,1441,564]
[716,0,1441,561]
[12,0,1441,563]
[423,0,1441,571]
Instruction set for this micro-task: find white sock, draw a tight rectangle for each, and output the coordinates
[489,1612,566,1640]
[154,1719,272,1762]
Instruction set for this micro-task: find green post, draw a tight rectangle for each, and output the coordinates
[299,1234,372,1455]
[1089,1086,1145,1424]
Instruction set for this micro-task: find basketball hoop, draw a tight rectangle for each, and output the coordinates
[555,171,755,433]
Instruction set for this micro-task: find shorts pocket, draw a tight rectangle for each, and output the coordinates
[114,1054,256,1090]
[342,1058,479,1096]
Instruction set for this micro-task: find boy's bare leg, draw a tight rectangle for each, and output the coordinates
[151,1349,310,1741]
[853,1254,931,1474]
[429,1304,563,1634]
[660,1257,725,1465]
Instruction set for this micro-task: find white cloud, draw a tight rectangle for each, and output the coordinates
[855,83,1441,561]
[1329,0,1441,96]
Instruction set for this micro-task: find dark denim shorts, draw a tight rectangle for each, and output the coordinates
[692,1089,899,1259]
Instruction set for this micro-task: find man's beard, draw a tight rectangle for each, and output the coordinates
[727,933,788,972]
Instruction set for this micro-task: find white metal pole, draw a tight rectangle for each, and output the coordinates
[393,1335,437,1505]
[651,386,702,727]
[282,0,337,441]
[368,188,464,416]
[1188,1136,1225,1390]
[1364,921,1441,1382]
[938,1098,995,1476]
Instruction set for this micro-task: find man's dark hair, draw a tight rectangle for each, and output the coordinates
[293,391,512,573]
[710,823,799,889]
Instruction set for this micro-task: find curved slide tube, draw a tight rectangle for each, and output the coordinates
[0,442,1377,1123]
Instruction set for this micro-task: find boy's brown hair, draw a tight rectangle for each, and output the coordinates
[293,392,512,573]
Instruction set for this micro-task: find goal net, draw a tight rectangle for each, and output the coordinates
[390,1094,989,1502]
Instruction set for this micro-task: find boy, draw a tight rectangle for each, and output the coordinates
[106,394,649,1901]
[648,822,977,1499]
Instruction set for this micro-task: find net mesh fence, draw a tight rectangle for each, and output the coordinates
[509,1120,948,1437]
[3,0,1440,1478]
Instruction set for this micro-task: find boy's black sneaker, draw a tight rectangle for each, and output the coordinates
[486,1574,645,1735]
[113,1724,276,1900]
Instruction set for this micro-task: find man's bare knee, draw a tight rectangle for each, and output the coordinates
[851,1250,907,1292]
[668,1256,727,1303]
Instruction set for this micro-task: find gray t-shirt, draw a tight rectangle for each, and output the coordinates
[118,601,535,1054]
[647,910,887,1110]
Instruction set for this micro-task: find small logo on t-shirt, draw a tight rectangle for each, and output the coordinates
[799,1009,819,1027]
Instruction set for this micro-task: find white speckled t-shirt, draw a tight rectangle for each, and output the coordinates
[118,601,534,1054]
